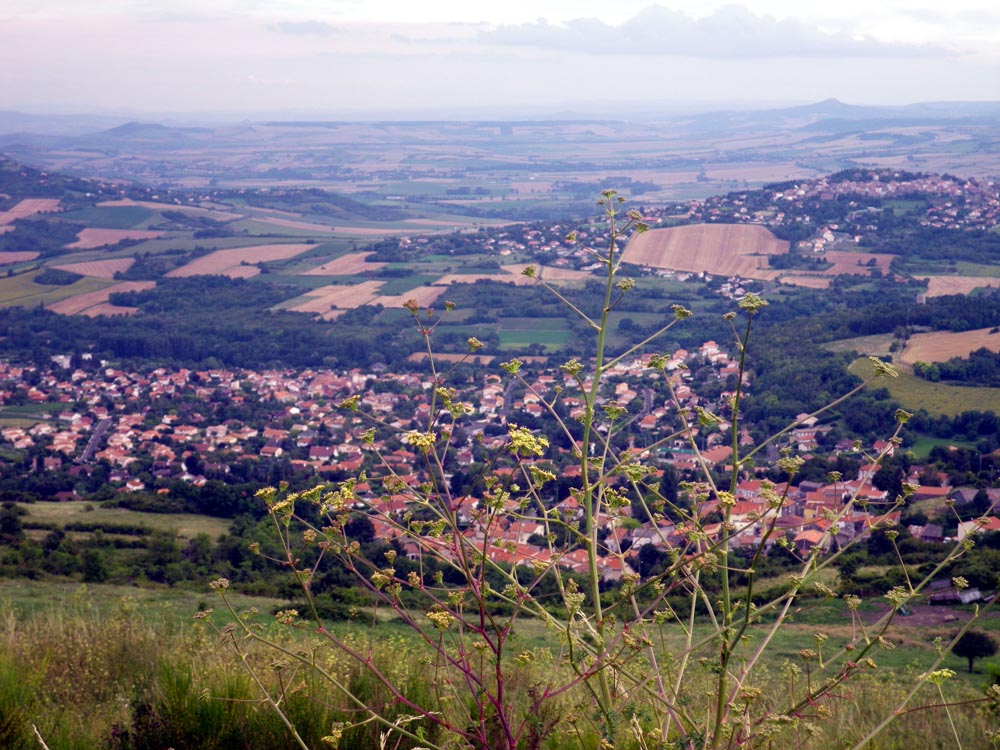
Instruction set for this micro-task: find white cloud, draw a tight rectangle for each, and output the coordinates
[480,4,951,58]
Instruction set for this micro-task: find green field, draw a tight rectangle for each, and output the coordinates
[0,269,111,308]
[497,317,571,350]
[59,205,158,229]
[824,333,897,357]
[19,502,232,543]
[850,356,1000,415]
[376,274,443,295]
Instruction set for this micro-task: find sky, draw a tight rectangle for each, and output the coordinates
[1,0,998,119]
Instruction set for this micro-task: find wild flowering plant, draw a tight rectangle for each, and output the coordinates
[207,193,996,750]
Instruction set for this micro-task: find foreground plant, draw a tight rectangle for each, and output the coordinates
[209,192,996,750]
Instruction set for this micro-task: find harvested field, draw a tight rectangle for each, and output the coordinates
[499,263,593,282]
[435,272,535,287]
[779,275,833,289]
[924,276,1000,297]
[97,198,242,222]
[372,285,446,310]
[52,257,134,279]
[166,243,314,278]
[899,327,1000,366]
[816,250,895,276]
[0,251,39,265]
[287,280,385,317]
[256,216,336,233]
[66,228,164,249]
[0,198,61,225]
[621,223,787,280]
[302,252,386,275]
[47,281,154,316]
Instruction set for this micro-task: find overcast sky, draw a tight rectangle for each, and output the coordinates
[2,1,998,118]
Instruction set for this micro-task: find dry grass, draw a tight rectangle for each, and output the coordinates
[621,223,787,280]
[899,326,1000,365]
[52,257,135,279]
[47,281,155,316]
[924,275,1000,297]
[66,228,164,249]
[301,252,386,275]
[166,243,314,278]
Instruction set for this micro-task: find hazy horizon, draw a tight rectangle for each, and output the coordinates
[2,1,998,119]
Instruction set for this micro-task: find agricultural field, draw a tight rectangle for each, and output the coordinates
[813,250,895,276]
[166,243,316,278]
[621,223,788,280]
[823,333,897,358]
[924,275,1000,297]
[899,326,1000,366]
[46,280,155,316]
[849,357,1000,416]
[18,501,232,544]
[52,257,135,279]
[0,269,113,309]
[0,197,61,227]
[301,251,386,275]
[66,227,165,249]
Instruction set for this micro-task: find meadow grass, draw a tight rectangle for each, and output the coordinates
[3,583,995,750]
[17,501,231,543]
[850,357,1000,416]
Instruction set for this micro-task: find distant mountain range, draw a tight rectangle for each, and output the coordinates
[0,99,997,143]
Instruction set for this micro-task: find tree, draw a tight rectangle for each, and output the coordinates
[951,630,998,673]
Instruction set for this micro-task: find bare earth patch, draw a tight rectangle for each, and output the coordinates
[302,252,387,275]
[166,243,315,278]
[900,327,1000,365]
[66,228,164,249]
[53,258,135,279]
[621,224,787,280]
[924,276,1000,297]
[47,281,155,316]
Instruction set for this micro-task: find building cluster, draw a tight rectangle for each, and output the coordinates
[0,336,974,582]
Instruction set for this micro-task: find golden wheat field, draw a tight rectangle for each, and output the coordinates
[621,223,787,280]
[166,243,315,278]
[924,276,1000,297]
[899,326,1000,365]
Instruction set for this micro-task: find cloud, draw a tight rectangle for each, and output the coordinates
[269,20,338,35]
[480,4,950,59]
